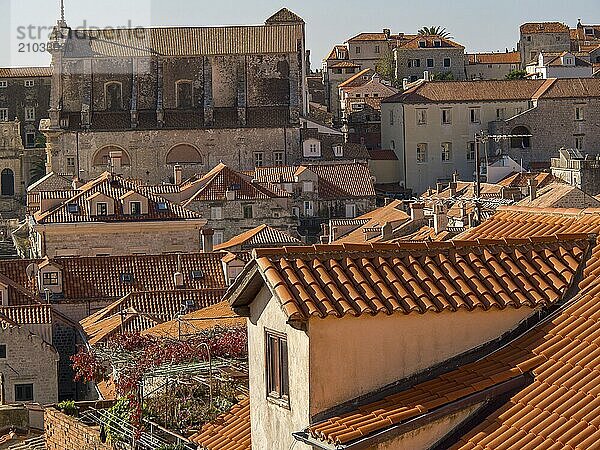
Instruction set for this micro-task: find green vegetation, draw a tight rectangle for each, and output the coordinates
[505,69,528,80]
[57,400,78,417]
[417,26,453,39]
[376,50,401,89]
[431,71,455,81]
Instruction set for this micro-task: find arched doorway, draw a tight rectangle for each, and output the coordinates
[510,126,531,149]
[92,146,131,168]
[166,144,203,164]
[1,169,14,196]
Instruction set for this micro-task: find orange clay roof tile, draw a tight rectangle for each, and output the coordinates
[189,397,250,450]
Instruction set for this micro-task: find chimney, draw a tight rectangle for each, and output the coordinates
[452,172,459,183]
[71,177,83,190]
[174,271,184,288]
[381,222,393,240]
[174,164,183,185]
[225,190,236,201]
[331,226,338,243]
[402,78,409,90]
[201,228,214,253]
[436,182,444,194]
[528,177,538,201]
[433,203,448,234]
[383,28,391,39]
[449,181,457,197]
[423,70,429,81]
[109,151,122,174]
[460,202,467,220]
[410,202,424,221]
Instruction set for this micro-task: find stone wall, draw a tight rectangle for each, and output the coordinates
[395,48,466,81]
[45,408,112,450]
[46,127,301,183]
[0,326,58,405]
[39,224,204,258]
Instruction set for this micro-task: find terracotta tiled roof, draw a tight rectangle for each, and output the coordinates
[346,33,389,42]
[214,225,301,251]
[338,69,372,89]
[399,35,464,50]
[34,172,202,224]
[332,200,410,244]
[190,397,251,449]
[250,166,297,184]
[538,77,600,98]
[231,237,588,322]
[0,67,52,78]
[384,79,550,104]
[497,172,555,188]
[143,300,246,339]
[520,22,569,34]
[468,52,521,65]
[368,149,398,161]
[0,305,53,325]
[306,163,376,199]
[51,252,228,302]
[26,172,73,193]
[329,61,361,68]
[64,22,303,58]
[182,163,288,205]
[517,182,600,208]
[81,289,225,344]
[396,225,452,242]
[449,281,600,449]
[325,45,349,61]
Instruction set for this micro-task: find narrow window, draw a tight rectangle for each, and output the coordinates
[427,58,434,68]
[441,142,453,162]
[105,82,123,111]
[417,109,427,125]
[274,152,284,166]
[97,202,108,216]
[0,109,8,122]
[130,201,142,215]
[210,206,223,220]
[254,152,264,167]
[470,108,481,124]
[0,344,6,359]
[442,108,452,125]
[266,330,289,404]
[575,106,584,121]
[242,204,253,219]
[416,143,428,163]
[467,142,476,161]
[176,80,193,109]
[25,107,35,121]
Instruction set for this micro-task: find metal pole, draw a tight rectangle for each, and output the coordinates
[474,132,482,225]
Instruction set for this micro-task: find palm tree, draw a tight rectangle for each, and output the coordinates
[417,26,453,39]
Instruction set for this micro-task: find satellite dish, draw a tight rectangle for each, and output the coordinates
[26,263,39,279]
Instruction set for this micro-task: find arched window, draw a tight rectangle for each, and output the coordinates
[166,144,202,165]
[176,80,193,109]
[1,169,14,196]
[105,82,123,111]
[510,126,531,149]
[92,146,131,167]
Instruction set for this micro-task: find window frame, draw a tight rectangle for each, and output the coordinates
[265,329,289,406]
[274,151,284,166]
[42,272,59,286]
[467,141,476,161]
[0,344,6,359]
[15,383,34,402]
[443,58,451,68]
[416,143,428,164]
[210,206,223,220]
[0,108,8,122]
[25,107,35,122]
[130,201,142,216]
[469,107,481,124]
[242,204,253,219]
[441,108,452,125]
[441,142,453,162]
[0,81,7,88]
[24,80,34,88]
[416,108,427,125]
[254,152,264,167]
[96,202,108,216]
[575,106,584,121]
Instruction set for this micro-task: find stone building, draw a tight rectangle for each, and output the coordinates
[394,35,466,82]
[551,147,600,196]
[518,22,571,67]
[299,124,369,162]
[466,51,521,80]
[173,163,297,245]
[251,162,377,240]
[0,67,52,148]
[338,69,398,149]
[26,170,207,258]
[0,120,46,219]
[42,9,308,184]
[0,321,58,405]
[382,78,600,193]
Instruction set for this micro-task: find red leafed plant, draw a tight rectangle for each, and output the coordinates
[70,326,248,435]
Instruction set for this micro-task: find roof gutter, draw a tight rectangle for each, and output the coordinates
[293,373,532,450]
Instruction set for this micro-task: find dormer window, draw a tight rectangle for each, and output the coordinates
[190,270,204,280]
[67,204,79,214]
[303,139,322,158]
[120,273,133,283]
[42,272,59,286]
[433,40,442,47]
[24,80,34,87]
[418,40,426,48]
[130,201,142,215]
[157,202,168,212]
[333,145,344,157]
[585,27,594,36]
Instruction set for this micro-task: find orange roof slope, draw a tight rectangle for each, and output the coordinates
[190,397,251,450]
[143,300,245,338]
[520,22,569,34]
[214,225,301,251]
[306,275,600,448]
[468,52,521,65]
[231,237,588,322]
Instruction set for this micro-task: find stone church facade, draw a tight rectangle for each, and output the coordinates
[43,9,308,184]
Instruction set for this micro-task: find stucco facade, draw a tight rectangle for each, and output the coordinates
[395,47,466,82]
